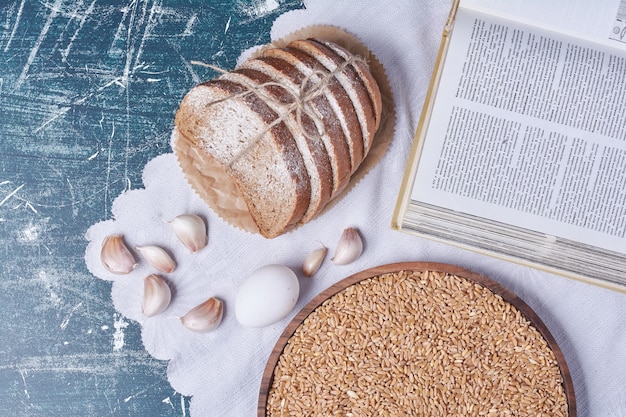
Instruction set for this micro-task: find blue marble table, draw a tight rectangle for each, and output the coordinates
[0,1,302,415]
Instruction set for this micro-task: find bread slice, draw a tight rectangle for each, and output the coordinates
[175,79,310,238]
[288,39,379,156]
[318,39,383,131]
[245,52,353,197]
[250,50,366,179]
[222,67,333,224]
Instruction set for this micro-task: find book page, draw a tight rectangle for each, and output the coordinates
[411,7,626,254]
[462,0,626,49]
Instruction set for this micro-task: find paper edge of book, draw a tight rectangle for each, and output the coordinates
[392,0,460,230]
[391,0,626,294]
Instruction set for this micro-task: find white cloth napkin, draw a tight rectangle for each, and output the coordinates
[85,1,626,415]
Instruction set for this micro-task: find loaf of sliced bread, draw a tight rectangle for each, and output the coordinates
[174,38,382,238]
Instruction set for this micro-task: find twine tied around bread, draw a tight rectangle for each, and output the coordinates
[190,54,369,168]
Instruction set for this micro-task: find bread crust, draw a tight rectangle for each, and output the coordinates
[243,56,352,202]
[269,47,366,176]
[289,39,378,158]
[318,39,383,133]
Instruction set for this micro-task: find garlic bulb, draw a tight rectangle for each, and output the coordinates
[168,214,207,253]
[331,228,363,265]
[101,235,137,274]
[303,246,327,277]
[135,245,176,273]
[180,297,223,333]
[142,274,172,317]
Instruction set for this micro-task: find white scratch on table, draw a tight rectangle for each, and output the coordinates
[224,16,231,34]
[103,390,114,416]
[50,0,83,58]
[11,196,39,214]
[162,393,187,414]
[15,0,63,90]
[121,0,152,194]
[61,0,97,63]
[0,183,25,207]
[19,370,31,400]
[121,0,144,87]
[3,0,26,53]
[88,150,100,160]
[66,177,78,217]
[182,13,197,36]
[180,56,201,84]
[24,201,38,214]
[111,2,130,49]
[132,0,162,73]
[104,121,115,217]
[123,386,148,403]
[60,301,83,330]
[5,185,39,213]
[113,313,128,351]
[110,0,138,61]
[135,67,168,76]
[162,396,174,409]
[33,107,71,134]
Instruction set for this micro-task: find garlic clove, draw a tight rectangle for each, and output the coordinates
[331,227,363,265]
[142,274,172,317]
[168,214,207,253]
[135,245,176,273]
[303,246,327,277]
[101,235,137,274]
[180,297,223,333]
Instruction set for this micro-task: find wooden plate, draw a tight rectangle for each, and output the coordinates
[258,262,576,416]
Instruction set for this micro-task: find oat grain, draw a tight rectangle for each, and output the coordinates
[266,270,568,416]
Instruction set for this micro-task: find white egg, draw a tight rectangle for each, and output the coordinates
[235,264,300,328]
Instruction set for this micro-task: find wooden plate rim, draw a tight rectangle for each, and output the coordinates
[257,261,576,416]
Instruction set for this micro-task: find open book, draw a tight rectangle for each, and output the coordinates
[393,0,626,292]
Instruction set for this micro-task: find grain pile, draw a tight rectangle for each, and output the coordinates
[265,270,569,416]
